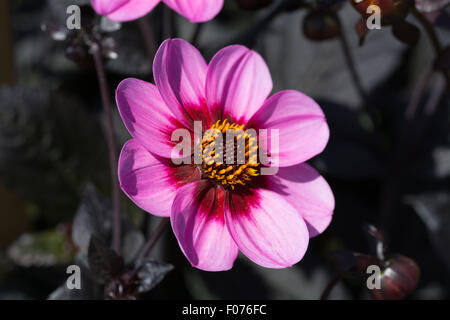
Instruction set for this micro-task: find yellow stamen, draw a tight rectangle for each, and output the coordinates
[200,119,261,190]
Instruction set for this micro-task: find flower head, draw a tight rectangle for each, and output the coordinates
[117,38,334,271]
[91,0,224,23]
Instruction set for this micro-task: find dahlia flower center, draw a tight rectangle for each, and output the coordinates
[200,119,260,190]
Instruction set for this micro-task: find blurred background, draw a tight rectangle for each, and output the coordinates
[0,0,449,300]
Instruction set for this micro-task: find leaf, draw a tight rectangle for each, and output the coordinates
[245,259,351,299]
[188,259,271,299]
[433,11,450,30]
[333,249,357,272]
[121,229,145,266]
[106,22,152,76]
[355,18,369,46]
[353,253,381,273]
[47,262,103,300]
[313,101,383,179]
[100,16,122,33]
[435,45,450,71]
[333,250,380,274]
[405,192,450,273]
[72,184,145,267]
[364,224,386,260]
[47,0,93,25]
[88,236,124,284]
[431,147,450,178]
[0,86,108,224]
[415,0,450,13]
[72,184,113,265]
[392,21,420,46]
[365,224,384,243]
[40,22,69,41]
[136,259,174,294]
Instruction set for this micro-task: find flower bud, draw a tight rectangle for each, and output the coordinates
[234,0,273,10]
[303,10,341,41]
[285,0,308,11]
[350,0,412,25]
[65,38,93,68]
[105,272,139,300]
[370,255,420,300]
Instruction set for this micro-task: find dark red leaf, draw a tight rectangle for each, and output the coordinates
[392,20,420,45]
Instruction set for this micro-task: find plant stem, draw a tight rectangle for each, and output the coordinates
[411,7,450,88]
[378,66,433,238]
[138,16,157,61]
[91,41,122,255]
[412,74,446,154]
[423,75,446,116]
[0,0,14,85]
[191,23,204,47]
[400,66,433,139]
[378,9,449,238]
[221,0,291,49]
[137,218,170,263]
[163,5,174,39]
[339,30,368,102]
[320,274,342,300]
[411,7,442,53]
[338,17,379,130]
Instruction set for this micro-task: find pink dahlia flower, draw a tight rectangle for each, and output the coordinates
[91,0,224,23]
[117,38,334,271]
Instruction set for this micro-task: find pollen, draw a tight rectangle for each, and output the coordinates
[200,119,260,190]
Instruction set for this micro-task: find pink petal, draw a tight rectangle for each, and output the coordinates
[153,39,211,130]
[171,181,239,271]
[119,139,201,217]
[267,163,335,237]
[206,45,273,123]
[225,189,309,268]
[116,78,190,159]
[91,0,128,15]
[163,0,224,22]
[92,0,161,22]
[249,90,330,167]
